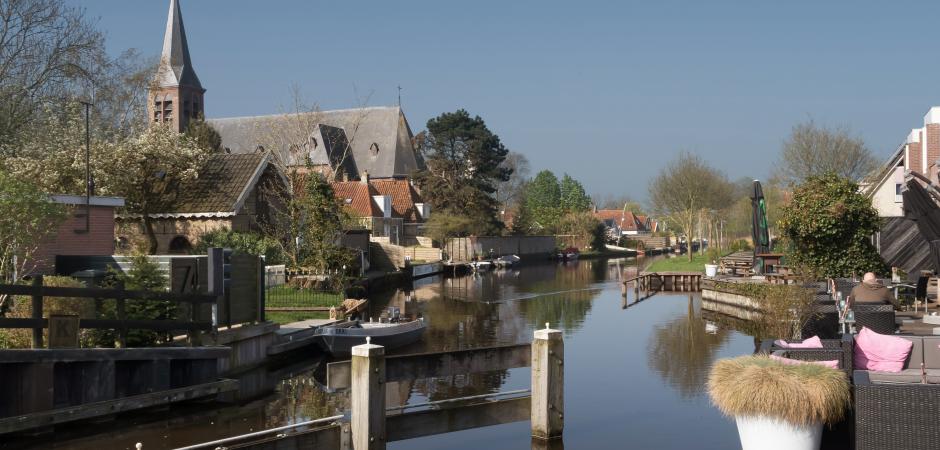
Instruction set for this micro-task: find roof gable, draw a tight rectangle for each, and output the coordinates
[370,179,424,221]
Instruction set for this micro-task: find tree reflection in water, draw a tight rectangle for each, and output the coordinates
[647,294,729,399]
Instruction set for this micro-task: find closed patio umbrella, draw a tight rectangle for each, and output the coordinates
[751,180,771,273]
[902,179,940,274]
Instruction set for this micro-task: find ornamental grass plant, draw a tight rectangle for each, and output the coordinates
[707,355,850,427]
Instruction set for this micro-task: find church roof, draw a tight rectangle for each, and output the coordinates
[154,0,202,90]
[208,106,421,179]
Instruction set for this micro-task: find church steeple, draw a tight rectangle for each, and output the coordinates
[149,0,205,133]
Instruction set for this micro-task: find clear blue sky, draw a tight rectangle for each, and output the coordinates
[71,0,940,201]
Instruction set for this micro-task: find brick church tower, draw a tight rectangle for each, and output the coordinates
[149,0,204,133]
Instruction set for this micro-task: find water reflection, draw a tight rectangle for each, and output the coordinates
[647,294,729,398]
[8,258,760,450]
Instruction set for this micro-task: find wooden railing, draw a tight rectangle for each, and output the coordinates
[0,275,219,348]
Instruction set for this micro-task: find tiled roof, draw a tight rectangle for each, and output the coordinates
[332,181,381,218]
[209,106,422,179]
[370,179,424,222]
[594,210,639,231]
[171,153,268,214]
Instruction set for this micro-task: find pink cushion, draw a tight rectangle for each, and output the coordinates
[854,327,913,373]
[770,354,839,369]
[774,336,824,349]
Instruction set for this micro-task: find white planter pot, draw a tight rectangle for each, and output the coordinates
[735,416,822,450]
[704,264,718,277]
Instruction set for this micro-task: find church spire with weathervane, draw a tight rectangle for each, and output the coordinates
[149,0,205,133]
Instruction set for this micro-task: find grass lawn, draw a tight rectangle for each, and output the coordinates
[265,311,329,325]
[265,285,344,308]
[644,253,711,272]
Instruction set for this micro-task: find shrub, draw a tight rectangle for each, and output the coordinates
[714,280,816,340]
[194,229,285,265]
[708,355,850,426]
[0,276,91,349]
[779,174,887,277]
[89,255,175,347]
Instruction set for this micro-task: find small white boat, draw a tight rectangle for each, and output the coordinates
[495,254,521,268]
[469,260,493,271]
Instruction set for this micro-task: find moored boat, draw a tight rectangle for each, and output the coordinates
[495,254,520,268]
[314,314,426,357]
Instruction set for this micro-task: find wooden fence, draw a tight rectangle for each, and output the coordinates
[2,248,266,347]
[0,275,219,348]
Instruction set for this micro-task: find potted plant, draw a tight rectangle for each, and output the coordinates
[704,260,719,277]
[707,355,850,450]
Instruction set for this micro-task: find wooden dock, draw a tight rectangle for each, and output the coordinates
[622,271,703,296]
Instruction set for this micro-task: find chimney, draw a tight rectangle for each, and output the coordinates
[924,108,940,177]
[907,128,922,174]
[361,170,369,184]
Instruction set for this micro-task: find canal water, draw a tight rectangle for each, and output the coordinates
[6,258,758,450]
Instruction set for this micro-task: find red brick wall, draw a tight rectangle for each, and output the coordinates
[32,205,116,275]
[926,124,940,178]
[908,140,923,175]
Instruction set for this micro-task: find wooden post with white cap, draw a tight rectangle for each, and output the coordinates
[351,336,386,449]
[531,322,564,440]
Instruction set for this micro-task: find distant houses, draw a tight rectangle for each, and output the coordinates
[593,208,658,237]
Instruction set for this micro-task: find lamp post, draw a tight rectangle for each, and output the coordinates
[79,99,94,233]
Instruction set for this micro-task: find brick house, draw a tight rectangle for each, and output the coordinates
[115,152,287,254]
[32,195,125,275]
[331,174,429,245]
[593,209,648,236]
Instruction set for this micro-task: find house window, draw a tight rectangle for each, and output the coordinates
[895,183,903,203]
[370,142,380,156]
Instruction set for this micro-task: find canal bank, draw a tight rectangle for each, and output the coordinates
[4,258,761,450]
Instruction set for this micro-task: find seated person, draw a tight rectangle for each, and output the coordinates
[849,272,899,309]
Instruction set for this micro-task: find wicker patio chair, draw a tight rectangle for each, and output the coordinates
[853,304,896,334]
[801,304,840,339]
[852,333,940,450]
[758,335,854,377]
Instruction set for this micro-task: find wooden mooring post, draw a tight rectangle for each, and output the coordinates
[531,323,564,441]
[351,337,386,450]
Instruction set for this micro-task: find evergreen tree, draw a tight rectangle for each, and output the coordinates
[559,173,591,212]
[524,170,562,233]
[414,110,511,235]
[185,115,223,153]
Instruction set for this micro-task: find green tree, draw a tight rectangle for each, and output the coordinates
[414,110,511,235]
[96,125,213,254]
[267,172,355,272]
[185,115,223,153]
[557,211,607,251]
[0,170,66,281]
[559,173,591,212]
[779,174,887,277]
[425,212,475,247]
[524,170,562,233]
